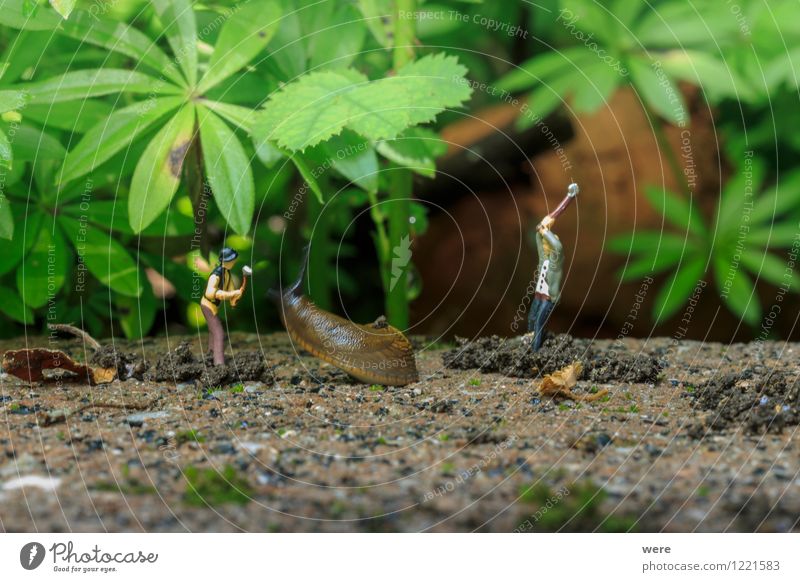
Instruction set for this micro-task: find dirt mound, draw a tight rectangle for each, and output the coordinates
[145,341,274,387]
[90,345,147,380]
[442,333,662,383]
[687,369,800,437]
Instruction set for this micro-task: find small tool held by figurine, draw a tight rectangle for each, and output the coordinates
[231,265,252,307]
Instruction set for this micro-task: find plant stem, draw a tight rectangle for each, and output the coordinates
[186,128,209,258]
[385,0,416,329]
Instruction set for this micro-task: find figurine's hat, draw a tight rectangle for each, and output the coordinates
[219,247,239,263]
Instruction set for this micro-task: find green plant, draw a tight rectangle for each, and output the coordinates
[610,163,800,325]
[183,464,253,506]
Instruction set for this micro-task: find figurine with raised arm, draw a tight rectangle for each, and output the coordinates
[528,183,578,351]
[200,247,251,366]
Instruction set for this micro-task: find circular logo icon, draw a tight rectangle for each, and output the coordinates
[20,542,46,570]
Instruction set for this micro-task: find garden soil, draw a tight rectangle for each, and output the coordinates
[1,332,799,532]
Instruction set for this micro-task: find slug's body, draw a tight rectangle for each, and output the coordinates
[275,260,419,386]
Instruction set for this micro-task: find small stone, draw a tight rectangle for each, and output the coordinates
[126,411,170,427]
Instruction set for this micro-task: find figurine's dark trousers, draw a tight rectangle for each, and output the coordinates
[201,305,226,366]
[528,295,554,351]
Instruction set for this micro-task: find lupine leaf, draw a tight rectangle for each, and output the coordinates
[20,69,180,105]
[652,256,706,323]
[59,96,184,184]
[152,0,198,87]
[197,105,255,235]
[644,186,706,237]
[16,224,68,308]
[128,105,196,233]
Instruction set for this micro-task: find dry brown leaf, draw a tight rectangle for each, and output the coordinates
[2,348,115,385]
[537,361,609,402]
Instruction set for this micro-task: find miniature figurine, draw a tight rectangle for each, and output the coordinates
[528,183,579,351]
[200,247,251,366]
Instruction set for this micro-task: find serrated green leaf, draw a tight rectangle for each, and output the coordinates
[628,56,688,126]
[198,0,281,93]
[254,53,472,151]
[20,69,180,105]
[316,130,379,192]
[644,186,707,237]
[713,255,761,326]
[48,0,75,19]
[652,256,706,323]
[59,216,143,297]
[376,127,446,178]
[197,106,255,235]
[152,0,197,87]
[59,96,184,184]
[0,285,33,324]
[129,105,196,233]
[16,223,68,309]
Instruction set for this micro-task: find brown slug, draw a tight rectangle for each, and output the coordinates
[273,253,419,386]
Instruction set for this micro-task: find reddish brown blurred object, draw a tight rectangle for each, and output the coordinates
[411,85,756,341]
[2,348,115,385]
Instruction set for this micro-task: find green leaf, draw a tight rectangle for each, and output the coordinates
[750,171,800,224]
[0,208,41,276]
[571,59,622,113]
[116,287,156,340]
[59,216,143,297]
[16,223,68,309]
[254,139,284,168]
[357,0,392,48]
[197,0,282,93]
[612,232,694,281]
[21,69,179,105]
[740,248,800,291]
[23,100,112,134]
[0,122,65,160]
[558,0,615,44]
[644,186,707,237]
[254,53,472,151]
[515,76,573,130]
[62,200,195,237]
[376,127,447,179]
[317,131,379,192]
[201,100,255,132]
[152,0,198,87]
[652,256,706,324]
[628,56,688,126]
[59,96,184,184]
[308,4,366,71]
[0,89,27,113]
[0,128,11,171]
[0,0,60,30]
[634,3,739,49]
[48,0,75,19]
[660,50,756,103]
[748,223,800,248]
[129,105,196,233]
[0,193,13,240]
[716,156,766,232]
[713,255,761,326]
[498,47,594,93]
[289,154,324,204]
[197,106,255,235]
[0,285,33,324]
